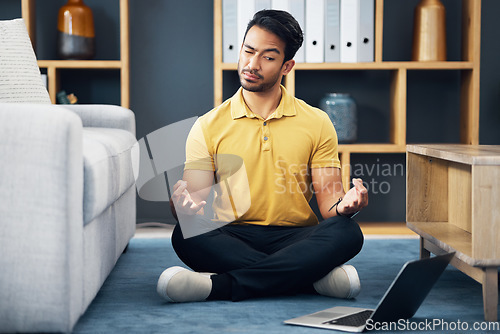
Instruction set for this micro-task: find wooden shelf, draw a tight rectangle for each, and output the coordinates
[408,222,473,260]
[38,60,123,69]
[408,221,500,267]
[295,61,475,70]
[22,0,130,107]
[338,144,405,154]
[407,144,500,165]
[359,222,416,235]
[218,61,475,71]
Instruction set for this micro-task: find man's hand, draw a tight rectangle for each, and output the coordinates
[171,180,207,216]
[337,178,368,216]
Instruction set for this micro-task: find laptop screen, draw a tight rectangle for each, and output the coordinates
[370,252,454,323]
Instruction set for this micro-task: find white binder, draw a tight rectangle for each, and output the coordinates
[271,0,288,10]
[223,0,238,63]
[271,0,305,62]
[289,0,305,62]
[255,0,271,11]
[340,0,358,63]
[358,0,374,62]
[305,0,325,63]
[237,0,255,47]
[324,0,340,62]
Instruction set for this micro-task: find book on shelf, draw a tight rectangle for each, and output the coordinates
[356,0,375,62]
[222,0,273,63]
[222,0,239,63]
[272,0,305,62]
[57,90,78,105]
[325,0,340,62]
[41,74,48,88]
[305,0,325,63]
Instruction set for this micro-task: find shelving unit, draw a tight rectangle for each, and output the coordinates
[21,0,130,108]
[406,144,500,321]
[213,0,481,230]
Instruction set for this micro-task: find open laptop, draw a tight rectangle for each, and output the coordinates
[284,252,454,332]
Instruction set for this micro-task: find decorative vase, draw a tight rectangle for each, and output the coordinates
[57,0,95,60]
[319,93,357,144]
[411,0,447,61]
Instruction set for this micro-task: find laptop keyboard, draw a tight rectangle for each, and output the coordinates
[323,310,374,327]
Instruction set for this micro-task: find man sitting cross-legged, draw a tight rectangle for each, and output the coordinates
[157,9,368,303]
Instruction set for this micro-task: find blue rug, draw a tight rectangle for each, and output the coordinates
[73,237,499,333]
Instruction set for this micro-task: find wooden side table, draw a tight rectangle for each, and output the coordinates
[406,144,500,322]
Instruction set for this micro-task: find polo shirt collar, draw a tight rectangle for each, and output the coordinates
[230,85,297,120]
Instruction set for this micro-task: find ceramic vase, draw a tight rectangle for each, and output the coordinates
[319,93,357,144]
[57,0,96,60]
[412,0,447,61]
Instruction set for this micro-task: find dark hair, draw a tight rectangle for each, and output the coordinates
[243,9,303,63]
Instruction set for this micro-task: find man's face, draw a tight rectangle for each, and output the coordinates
[237,25,288,93]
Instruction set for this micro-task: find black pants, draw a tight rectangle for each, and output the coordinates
[171,216,364,301]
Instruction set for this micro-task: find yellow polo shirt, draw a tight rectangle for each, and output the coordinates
[185,85,340,227]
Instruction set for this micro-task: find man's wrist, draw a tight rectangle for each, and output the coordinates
[328,197,342,213]
[330,197,359,219]
[336,205,359,218]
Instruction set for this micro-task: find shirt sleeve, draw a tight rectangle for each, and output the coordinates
[184,118,215,171]
[310,113,341,169]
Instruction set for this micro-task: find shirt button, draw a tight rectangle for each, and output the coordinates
[263,122,267,126]
[264,136,268,141]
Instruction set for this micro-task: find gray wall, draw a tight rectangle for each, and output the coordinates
[1,0,499,224]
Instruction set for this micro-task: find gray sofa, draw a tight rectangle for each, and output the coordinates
[0,19,137,333]
[0,105,137,333]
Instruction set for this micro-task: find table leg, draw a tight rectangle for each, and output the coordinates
[420,237,431,259]
[482,267,498,322]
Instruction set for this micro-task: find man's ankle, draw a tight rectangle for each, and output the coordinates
[207,273,232,301]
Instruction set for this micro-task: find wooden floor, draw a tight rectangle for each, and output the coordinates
[359,222,417,236]
[134,222,417,239]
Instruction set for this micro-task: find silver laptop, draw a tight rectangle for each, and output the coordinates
[284,252,454,332]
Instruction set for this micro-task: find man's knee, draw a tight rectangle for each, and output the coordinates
[322,216,364,254]
[171,223,209,255]
[171,223,185,256]
[171,223,220,272]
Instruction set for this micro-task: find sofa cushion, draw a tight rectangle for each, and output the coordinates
[83,127,136,225]
[0,19,51,104]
